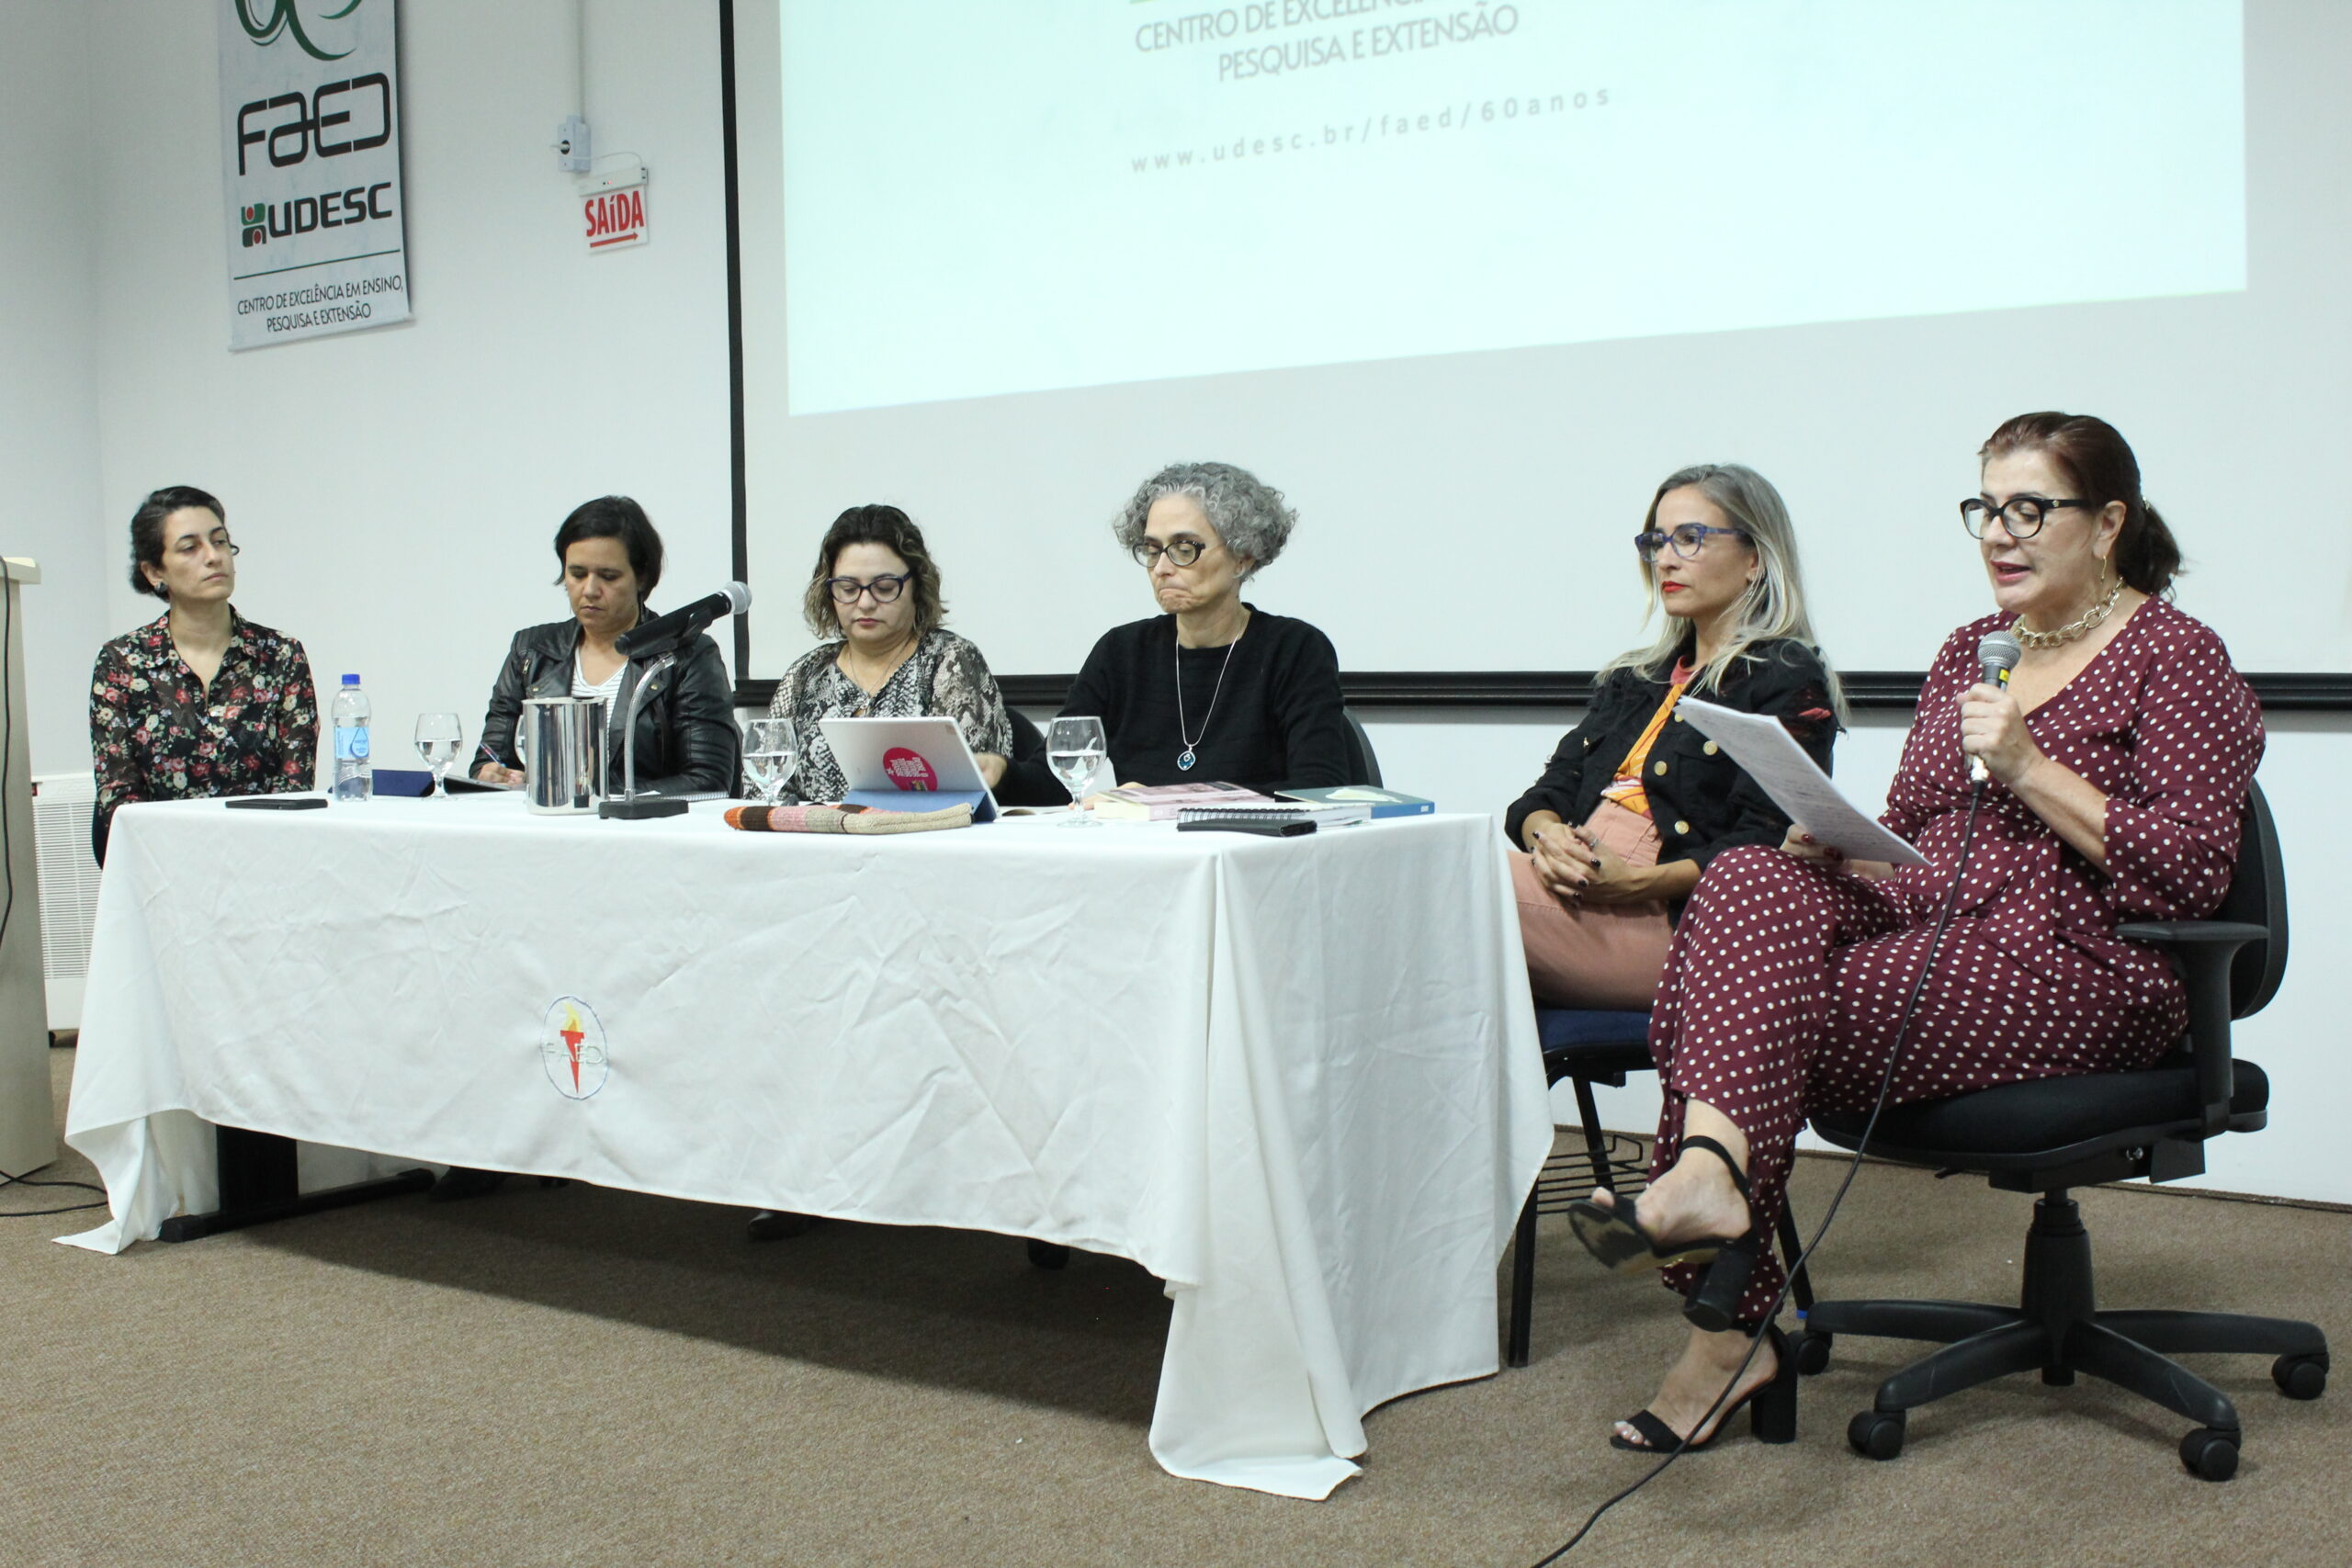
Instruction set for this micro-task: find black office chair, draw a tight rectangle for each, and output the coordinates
[1795,783,2326,1480]
[1340,709,1383,788]
[1505,1007,1816,1367]
[994,705,1072,808]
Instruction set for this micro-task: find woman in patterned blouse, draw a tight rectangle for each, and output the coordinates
[88,486,317,863]
[765,504,1012,804]
[1568,413,2263,1455]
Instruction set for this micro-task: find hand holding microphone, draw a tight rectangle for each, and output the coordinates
[1962,628,2024,785]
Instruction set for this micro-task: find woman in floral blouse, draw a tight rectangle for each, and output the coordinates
[766,504,1012,804]
[88,486,318,863]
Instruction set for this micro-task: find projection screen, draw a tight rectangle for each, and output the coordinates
[727,0,2350,702]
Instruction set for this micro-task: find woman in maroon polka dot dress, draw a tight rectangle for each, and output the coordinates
[1569,412,2263,1452]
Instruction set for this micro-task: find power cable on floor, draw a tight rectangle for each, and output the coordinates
[1,1167,107,1217]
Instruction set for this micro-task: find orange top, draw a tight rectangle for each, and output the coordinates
[1600,663,1694,818]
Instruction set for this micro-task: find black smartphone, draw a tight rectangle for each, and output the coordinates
[225,796,329,811]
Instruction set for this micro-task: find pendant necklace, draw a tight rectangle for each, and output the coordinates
[1174,626,1241,772]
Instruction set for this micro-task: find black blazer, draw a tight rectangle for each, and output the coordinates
[1504,638,1839,916]
[475,618,741,796]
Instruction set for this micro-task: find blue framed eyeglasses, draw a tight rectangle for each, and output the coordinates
[1634,524,1747,562]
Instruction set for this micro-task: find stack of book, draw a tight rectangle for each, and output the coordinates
[1091,782,1277,821]
[1095,782,1438,833]
[1176,800,1373,829]
[1276,786,1434,818]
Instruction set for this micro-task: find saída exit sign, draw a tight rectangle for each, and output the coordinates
[583,180,647,253]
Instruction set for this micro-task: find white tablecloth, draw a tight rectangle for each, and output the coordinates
[62,794,1550,1497]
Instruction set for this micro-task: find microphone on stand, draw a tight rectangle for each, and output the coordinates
[1969,628,2024,784]
[598,582,752,821]
[614,581,751,660]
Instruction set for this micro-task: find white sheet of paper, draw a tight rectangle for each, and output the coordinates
[1674,697,1928,867]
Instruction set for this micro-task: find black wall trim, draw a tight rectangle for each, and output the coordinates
[718,0,751,678]
[2242,672,2352,710]
[734,670,2351,714]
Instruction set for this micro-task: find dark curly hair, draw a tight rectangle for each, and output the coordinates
[801,504,945,638]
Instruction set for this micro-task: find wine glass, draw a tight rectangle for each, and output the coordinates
[413,713,463,796]
[741,717,797,805]
[1046,716,1107,827]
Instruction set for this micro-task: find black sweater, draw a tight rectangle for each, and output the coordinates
[1504,638,1839,915]
[1059,607,1350,792]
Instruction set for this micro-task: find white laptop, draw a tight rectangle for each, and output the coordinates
[818,716,1001,824]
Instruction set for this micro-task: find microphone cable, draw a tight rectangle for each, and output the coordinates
[1532,781,1990,1566]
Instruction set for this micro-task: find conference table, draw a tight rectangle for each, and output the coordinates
[61,792,1552,1498]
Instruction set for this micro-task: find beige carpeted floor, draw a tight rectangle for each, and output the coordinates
[4,1050,2346,1568]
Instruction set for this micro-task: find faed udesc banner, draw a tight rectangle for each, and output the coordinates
[219,0,410,349]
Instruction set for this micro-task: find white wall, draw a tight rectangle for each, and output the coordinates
[83,0,736,772]
[20,1,2352,1205]
[0,4,106,776]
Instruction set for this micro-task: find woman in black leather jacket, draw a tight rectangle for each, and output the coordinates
[1503,464,1841,1010]
[472,495,739,797]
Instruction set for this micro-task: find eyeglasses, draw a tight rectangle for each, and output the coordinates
[1959,495,2087,540]
[826,571,912,604]
[1634,524,1747,562]
[1132,536,1214,569]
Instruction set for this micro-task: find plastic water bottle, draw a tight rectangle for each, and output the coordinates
[332,672,372,800]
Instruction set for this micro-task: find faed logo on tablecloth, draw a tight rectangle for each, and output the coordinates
[541,996,610,1100]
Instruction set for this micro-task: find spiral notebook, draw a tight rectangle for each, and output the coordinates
[1174,800,1371,829]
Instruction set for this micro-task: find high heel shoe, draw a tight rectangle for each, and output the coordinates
[1610,1324,1798,1452]
[1566,1134,1764,1334]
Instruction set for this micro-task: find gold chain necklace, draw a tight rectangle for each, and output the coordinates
[2015,573,2123,650]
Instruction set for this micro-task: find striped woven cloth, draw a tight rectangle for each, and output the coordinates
[723,802,973,834]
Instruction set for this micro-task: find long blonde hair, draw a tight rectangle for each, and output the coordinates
[1595,463,1846,718]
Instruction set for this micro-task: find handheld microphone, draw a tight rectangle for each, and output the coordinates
[1969,628,2024,783]
[614,581,751,659]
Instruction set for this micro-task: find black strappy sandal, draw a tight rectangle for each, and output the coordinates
[1566,1134,1765,1333]
[1609,1323,1798,1452]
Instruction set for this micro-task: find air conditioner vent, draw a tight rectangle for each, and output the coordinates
[31,773,98,1030]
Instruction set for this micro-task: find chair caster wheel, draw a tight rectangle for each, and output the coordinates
[1026,1239,1070,1269]
[2272,1353,2327,1401]
[1848,1409,1905,1461]
[2179,1427,2239,1482]
[1792,1329,1833,1376]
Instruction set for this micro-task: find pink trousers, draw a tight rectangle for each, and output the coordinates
[1509,797,1676,1010]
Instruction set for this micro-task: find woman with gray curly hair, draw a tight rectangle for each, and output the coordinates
[1057,460,1349,792]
